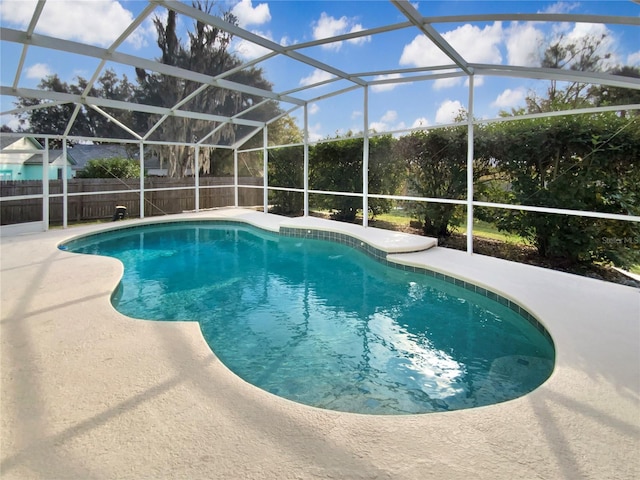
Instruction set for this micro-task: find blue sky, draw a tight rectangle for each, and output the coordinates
[1,0,639,141]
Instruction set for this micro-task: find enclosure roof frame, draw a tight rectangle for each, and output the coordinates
[0,0,638,147]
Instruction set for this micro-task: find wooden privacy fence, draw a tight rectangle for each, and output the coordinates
[0,177,263,225]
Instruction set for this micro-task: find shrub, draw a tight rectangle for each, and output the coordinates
[77,157,141,178]
[486,113,640,268]
[268,146,304,215]
[396,127,492,238]
[309,135,402,221]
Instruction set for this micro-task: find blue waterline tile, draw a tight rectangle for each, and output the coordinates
[279,224,552,344]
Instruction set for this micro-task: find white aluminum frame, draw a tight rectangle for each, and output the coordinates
[0,0,638,252]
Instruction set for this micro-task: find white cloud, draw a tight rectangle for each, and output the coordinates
[0,0,147,48]
[371,73,406,92]
[539,2,580,14]
[299,69,335,87]
[0,0,36,25]
[549,20,573,38]
[9,116,24,130]
[312,12,370,51]
[25,63,52,79]
[351,110,363,119]
[381,110,398,123]
[433,74,485,90]
[628,51,640,66]
[127,13,170,50]
[411,117,430,128]
[400,35,446,67]
[565,22,610,46]
[235,30,292,60]
[231,0,271,28]
[235,31,273,59]
[1,115,24,131]
[435,100,464,124]
[368,121,387,133]
[71,68,90,79]
[465,76,484,88]
[313,12,347,42]
[400,22,503,68]
[308,103,320,115]
[308,122,324,142]
[491,88,526,108]
[433,77,462,90]
[346,24,371,47]
[369,110,406,133]
[506,22,544,67]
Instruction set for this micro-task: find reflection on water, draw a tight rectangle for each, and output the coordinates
[66,223,555,414]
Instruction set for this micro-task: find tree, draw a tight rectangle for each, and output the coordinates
[134,1,283,177]
[15,75,78,148]
[526,34,612,113]
[14,70,136,148]
[77,157,141,179]
[588,66,640,117]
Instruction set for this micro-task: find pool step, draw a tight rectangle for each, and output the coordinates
[279,216,437,255]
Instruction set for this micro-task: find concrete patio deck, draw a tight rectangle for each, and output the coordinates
[1,208,638,479]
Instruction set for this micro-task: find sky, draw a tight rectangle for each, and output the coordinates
[1,0,639,142]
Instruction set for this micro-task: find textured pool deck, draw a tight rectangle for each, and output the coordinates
[1,208,638,480]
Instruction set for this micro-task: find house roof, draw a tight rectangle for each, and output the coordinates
[0,135,42,151]
[0,135,43,165]
[0,136,78,165]
[22,149,78,166]
[66,144,166,171]
[67,144,138,170]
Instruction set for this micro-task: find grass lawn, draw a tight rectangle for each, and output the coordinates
[374,211,526,244]
[466,219,526,244]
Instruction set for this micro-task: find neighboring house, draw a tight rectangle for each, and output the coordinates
[0,136,77,180]
[68,144,168,176]
[1,138,184,179]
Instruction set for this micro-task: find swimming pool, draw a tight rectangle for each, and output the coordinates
[62,221,555,415]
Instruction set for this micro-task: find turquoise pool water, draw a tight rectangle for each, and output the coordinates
[62,221,555,415]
